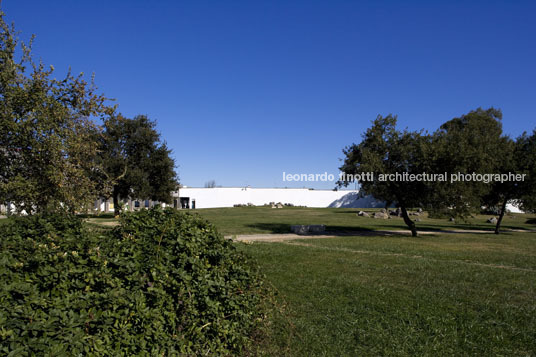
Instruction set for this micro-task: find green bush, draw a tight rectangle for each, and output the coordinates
[0,208,265,355]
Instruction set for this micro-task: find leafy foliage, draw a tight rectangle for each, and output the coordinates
[431,108,505,219]
[339,108,536,234]
[0,208,264,355]
[431,108,536,232]
[0,8,177,216]
[0,9,111,213]
[97,114,177,215]
[516,129,536,213]
[339,115,434,236]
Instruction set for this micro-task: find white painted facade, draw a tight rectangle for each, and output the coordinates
[173,187,385,209]
[93,198,168,212]
[0,188,524,213]
[172,187,525,212]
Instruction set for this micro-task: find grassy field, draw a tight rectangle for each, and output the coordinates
[72,206,536,235]
[4,207,536,354]
[192,207,536,355]
[239,232,536,355]
[194,206,536,236]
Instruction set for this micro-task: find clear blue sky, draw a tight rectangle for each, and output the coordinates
[4,0,535,189]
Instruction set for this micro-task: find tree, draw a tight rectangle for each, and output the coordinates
[515,130,536,213]
[431,108,505,222]
[339,115,434,236]
[480,136,522,234]
[204,180,216,188]
[98,114,177,215]
[0,9,110,214]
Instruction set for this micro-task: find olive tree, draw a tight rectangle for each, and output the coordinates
[0,10,111,213]
[339,115,434,236]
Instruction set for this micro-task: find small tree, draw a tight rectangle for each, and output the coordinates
[515,130,536,213]
[480,136,523,234]
[204,180,217,188]
[98,114,177,215]
[339,115,433,236]
[0,9,110,213]
[430,108,504,220]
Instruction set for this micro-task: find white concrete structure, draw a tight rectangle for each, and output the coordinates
[93,198,168,213]
[172,187,526,211]
[1,189,524,213]
[173,187,386,209]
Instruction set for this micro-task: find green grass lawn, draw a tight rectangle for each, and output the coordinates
[79,207,536,235]
[239,232,536,355]
[194,206,536,236]
[78,206,536,355]
[5,207,536,354]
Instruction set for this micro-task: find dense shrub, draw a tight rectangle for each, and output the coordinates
[0,208,265,355]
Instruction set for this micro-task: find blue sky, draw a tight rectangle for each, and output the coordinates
[4,0,535,189]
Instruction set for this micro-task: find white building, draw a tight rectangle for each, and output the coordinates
[172,187,384,209]
[2,187,522,213]
[171,186,524,212]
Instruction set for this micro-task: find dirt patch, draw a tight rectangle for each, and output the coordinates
[228,228,536,243]
[228,230,459,242]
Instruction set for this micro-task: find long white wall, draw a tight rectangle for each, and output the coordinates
[174,187,379,209]
[173,187,524,212]
[1,188,523,213]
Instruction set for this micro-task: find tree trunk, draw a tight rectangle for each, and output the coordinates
[400,206,418,237]
[113,187,121,216]
[495,196,508,235]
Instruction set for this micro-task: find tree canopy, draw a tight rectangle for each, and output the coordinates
[0,9,177,215]
[339,115,434,236]
[339,109,535,235]
[515,130,536,213]
[431,108,505,219]
[98,114,177,215]
[0,10,111,213]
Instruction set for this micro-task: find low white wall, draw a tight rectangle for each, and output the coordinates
[174,187,361,209]
[174,187,527,212]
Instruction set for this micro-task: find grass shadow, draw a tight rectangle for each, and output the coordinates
[526,218,536,225]
[245,223,292,234]
[325,225,377,233]
[246,223,383,235]
[378,223,495,232]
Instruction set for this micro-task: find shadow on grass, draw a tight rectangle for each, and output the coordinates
[327,225,379,232]
[244,222,452,235]
[246,223,382,234]
[244,221,531,236]
[245,223,292,233]
[379,223,497,232]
